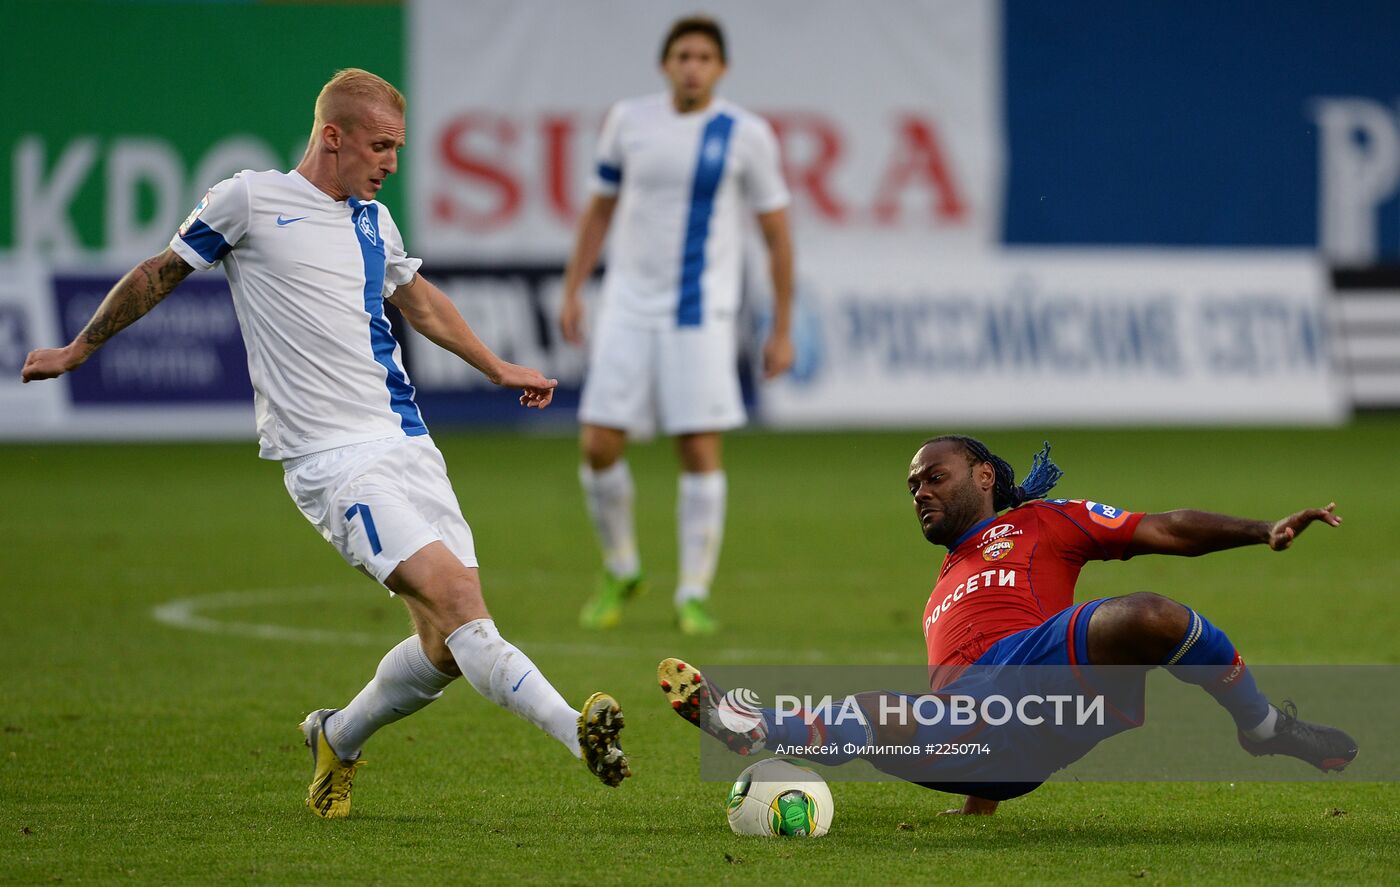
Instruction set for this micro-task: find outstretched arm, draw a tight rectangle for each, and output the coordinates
[21,248,194,382]
[389,274,558,409]
[1125,503,1341,558]
[558,193,617,346]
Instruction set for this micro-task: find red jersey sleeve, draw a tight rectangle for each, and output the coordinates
[1032,499,1145,564]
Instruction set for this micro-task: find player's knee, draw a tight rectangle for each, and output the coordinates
[580,427,625,469]
[675,434,722,473]
[1120,592,1189,643]
[423,573,489,632]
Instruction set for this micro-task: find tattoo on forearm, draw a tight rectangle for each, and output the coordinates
[80,251,193,349]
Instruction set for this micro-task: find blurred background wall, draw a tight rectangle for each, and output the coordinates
[4,0,1397,439]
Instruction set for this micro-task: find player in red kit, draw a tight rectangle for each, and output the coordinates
[920,443,1142,691]
[658,435,1358,815]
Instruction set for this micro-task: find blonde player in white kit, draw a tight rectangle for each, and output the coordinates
[561,17,795,636]
[22,69,630,818]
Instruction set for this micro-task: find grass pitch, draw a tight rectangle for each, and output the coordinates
[2,421,1398,884]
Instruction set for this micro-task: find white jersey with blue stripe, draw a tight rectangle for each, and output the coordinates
[591,94,789,327]
[170,169,425,460]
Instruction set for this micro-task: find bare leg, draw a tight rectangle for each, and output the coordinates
[581,423,628,471]
[387,541,486,673]
[675,431,722,473]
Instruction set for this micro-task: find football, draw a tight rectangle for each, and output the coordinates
[725,759,834,837]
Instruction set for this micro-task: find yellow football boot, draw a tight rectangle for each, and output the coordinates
[578,692,631,786]
[299,709,365,819]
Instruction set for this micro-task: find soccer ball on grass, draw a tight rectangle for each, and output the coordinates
[725,759,834,837]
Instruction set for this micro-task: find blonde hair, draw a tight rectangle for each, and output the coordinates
[311,68,406,137]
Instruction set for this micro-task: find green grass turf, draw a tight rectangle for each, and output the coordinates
[2,420,1398,884]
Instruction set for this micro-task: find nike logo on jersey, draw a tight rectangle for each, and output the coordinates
[276,215,308,226]
[512,669,534,692]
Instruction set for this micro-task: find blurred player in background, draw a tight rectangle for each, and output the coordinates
[22,68,630,818]
[560,15,795,636]
[659,436,1356,814]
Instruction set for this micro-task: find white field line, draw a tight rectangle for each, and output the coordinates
[150,584,909,665]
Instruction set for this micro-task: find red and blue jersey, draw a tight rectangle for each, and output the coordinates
[923,499,1144,687]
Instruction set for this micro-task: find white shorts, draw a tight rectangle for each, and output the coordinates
[578,311,746,436]
[282,435,477,585]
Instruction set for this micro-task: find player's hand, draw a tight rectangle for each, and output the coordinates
[939,796,999,815]
[762,331,794,380]
[559,294,586,347]
[21,344,84,382]
[491,361,558,410]
[1269,502,1341,550]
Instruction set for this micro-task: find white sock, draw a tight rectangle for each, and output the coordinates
[579,460,641,579]
[327,636,455,760]
[675,470,727,606]
[1243,704,1280,741]
[444,618,581,758]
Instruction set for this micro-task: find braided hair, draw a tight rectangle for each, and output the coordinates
[925,436,1064,512]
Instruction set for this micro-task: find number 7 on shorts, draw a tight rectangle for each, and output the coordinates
[344,503,384,555]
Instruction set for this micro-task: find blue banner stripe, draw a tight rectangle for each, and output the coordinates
[677,113,735,327]
[350,199,427,437]
[597,162,622,185]
[179,219,231,264]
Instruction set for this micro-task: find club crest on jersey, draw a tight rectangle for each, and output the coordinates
[178,191,211,236]
[357,209,378,247]
[1085,500,1129,529]
[982,539,1015,561]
